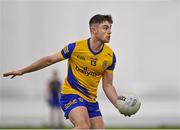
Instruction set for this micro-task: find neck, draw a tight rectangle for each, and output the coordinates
[89,37,104,52]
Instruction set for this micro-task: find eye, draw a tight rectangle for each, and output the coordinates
[103,26,108,30]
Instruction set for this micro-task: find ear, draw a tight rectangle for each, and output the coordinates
[90,26,97,34]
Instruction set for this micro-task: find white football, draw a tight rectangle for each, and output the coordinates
[117,93,141,116]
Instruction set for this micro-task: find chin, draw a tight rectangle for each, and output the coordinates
[104,39,110,43]
[100,39,109,43]
[99,38,110,43]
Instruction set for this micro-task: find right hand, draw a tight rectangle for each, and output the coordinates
[119,111,131,117]
[3,70,23,79]
[116,102,131,117]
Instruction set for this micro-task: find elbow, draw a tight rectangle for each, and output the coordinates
[102,83,108,91]
[43,56,54,66]
[102,83,113,90]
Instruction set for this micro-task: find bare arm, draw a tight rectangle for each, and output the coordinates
[102,71,118,109]
[3,53,61,78]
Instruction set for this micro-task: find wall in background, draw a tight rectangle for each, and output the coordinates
[0,0,180,128]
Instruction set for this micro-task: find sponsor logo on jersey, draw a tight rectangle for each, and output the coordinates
[65,99,77,110]
[75,65,101,77]
[77,55,85,60]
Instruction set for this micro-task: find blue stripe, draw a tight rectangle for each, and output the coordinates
[61,42,76,59]
[67,65,90,98]
[61,50,67,59]
[107,52,116,70]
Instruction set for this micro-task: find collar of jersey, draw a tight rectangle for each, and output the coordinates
[87,38,104,55]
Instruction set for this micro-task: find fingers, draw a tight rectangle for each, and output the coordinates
[3,71,22,78]
[124,114,131,117]
[11,75,16,79]
[119,111,131,117]
[3,71,16,78]
[3,72,13,77]
[122,114,131,117]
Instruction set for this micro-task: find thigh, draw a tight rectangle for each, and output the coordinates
[90,116,104,129]
[60,94,86,119]
[60,94,90,128]
[68,106,90,128]
[87,101,104,129]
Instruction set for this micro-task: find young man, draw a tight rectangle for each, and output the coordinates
[3,14,119,129]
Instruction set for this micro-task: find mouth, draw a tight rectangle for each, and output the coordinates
[107,36,111,40]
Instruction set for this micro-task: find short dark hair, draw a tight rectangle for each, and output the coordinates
[89,14,113,27]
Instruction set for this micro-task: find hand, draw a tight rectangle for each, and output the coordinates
[119,111,131,117]
[3,70,23,79]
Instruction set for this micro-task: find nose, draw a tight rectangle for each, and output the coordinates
[108,29,112,35]
[108,28,112,34]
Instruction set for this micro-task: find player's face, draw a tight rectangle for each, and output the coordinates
[95,21,112,43]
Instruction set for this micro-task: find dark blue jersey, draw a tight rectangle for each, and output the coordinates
[49,80,61,107]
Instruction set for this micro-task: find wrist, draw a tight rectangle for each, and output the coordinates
[114,98,119,109]
[18,70,24,75]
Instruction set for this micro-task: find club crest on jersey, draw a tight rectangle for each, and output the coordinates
[90,58,98,66]
[63,46,69,54]
[102,61,108,69]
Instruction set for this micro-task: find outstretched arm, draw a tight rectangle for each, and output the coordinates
[102,71,118,109]
[3,53,61,78]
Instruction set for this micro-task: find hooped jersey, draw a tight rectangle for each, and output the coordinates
[59,38,116,102]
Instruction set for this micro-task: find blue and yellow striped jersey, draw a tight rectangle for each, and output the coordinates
[59,38,116,102]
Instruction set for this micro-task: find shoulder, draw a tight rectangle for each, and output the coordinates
[104,43,113,51]
[103,44,116,64]
[75,38,88,46]
[103,43,115,55]
[76,38,87,43]
[70,38,88,51]
[103,44,116,71]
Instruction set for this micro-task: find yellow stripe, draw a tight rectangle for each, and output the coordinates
[58,51,65,61]
[61,90,96,103]
[61,79,96,103]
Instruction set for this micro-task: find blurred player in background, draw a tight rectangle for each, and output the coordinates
[47,70,63,128]
[3,14,120,129]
